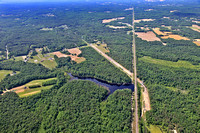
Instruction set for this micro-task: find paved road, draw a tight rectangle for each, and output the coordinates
[132,9,139,133]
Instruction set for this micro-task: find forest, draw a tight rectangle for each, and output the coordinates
[68,47,132,84]
[0,0,199,132]
[0,80,132,133]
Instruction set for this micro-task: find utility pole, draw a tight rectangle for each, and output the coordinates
[132,8,139,133]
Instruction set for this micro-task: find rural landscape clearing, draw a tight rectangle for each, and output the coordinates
[0,0,200,133]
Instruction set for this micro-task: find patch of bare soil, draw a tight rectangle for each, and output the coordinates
[52,49,85,63]
[10,85,25,93]
[107,25,127,29]
[67,48,82,55]
[134,19,155,23]
[52,51,68,58]
[102,17,125,23]
[161,35,190,40]
[135,31,161,41]
[193,41,200,46]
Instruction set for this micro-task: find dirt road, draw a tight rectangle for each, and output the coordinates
[6,45,9,60]
[137,78,151,115]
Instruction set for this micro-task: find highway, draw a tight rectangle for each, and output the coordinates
[132,8,139,133]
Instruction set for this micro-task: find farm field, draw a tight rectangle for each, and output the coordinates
[9,78,57,97]
[52,48,85,63]
[139,56,200,70]
[135,31,161,42]
[161,35,190,40]
[190,25,200,32]
[193,39,200,46]
[102,17,125,23]
[153,28,190,40]
[18,85,53,97]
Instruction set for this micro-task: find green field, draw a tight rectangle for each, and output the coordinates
[28,53,57,69]
[13,78,57,97]
[0,70,13,81]
[147,125,163,133]
[139,56,200,70]
[18,85,54,97]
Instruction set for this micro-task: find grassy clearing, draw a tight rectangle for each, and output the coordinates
[0,70,13,81]
[93,43,110,53]
[14,56,24,61]
[147,125,162,133]
[139,56,200,70]
[75,57,86,63]
[28,53,57,69]
[18,85,53,97]
[166,86,189,94]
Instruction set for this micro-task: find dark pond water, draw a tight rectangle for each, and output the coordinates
[68,73,134,95]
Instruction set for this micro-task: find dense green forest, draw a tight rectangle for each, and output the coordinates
[137,60,200,132]
[0,80,132,133]
[0,0,200,132]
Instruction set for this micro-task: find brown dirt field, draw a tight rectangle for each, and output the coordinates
[52,51,85,63]
[21,90,41,97]
[135,31,161,41]
[52,51,68,58]
[67,48,81,55]
[102,17,125,23]
[193,41,200,46]
[161,35,190,40]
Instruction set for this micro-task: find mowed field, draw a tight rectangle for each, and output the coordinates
[147,125,163,133]
[9,78,57,97]
[93,43,110,53]
[0,70,13,81]
[139,56,200,70]
[29,53,57,69]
